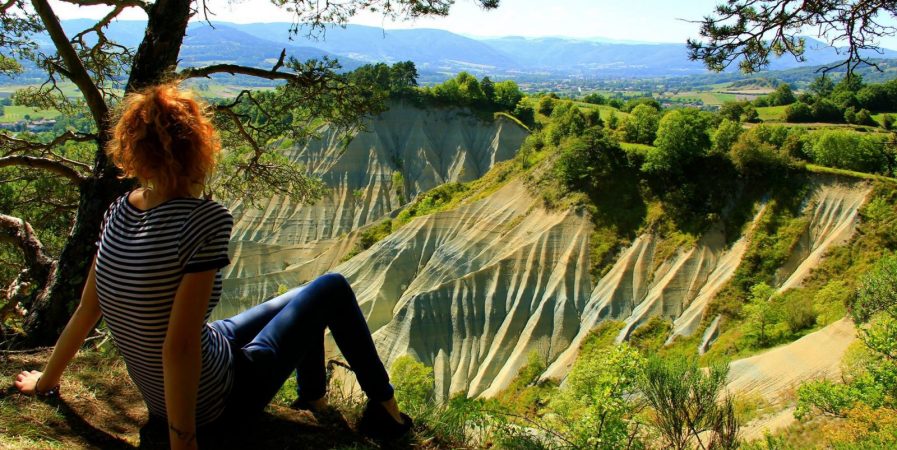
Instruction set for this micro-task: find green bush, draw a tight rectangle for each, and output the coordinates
[743,283,781,347]
[718,101,746,122]
[780,289,817,334]
[729,126,793,178]
[640,356,739,450]
[882,114,895,130]
[620,103,660,145]
[555,128,628,193]
[742,104,760,123]
[785,101,814,122]
[712,119,743,154]
[622,96,661,112]
[547,103,588,145]
[856,108,876,126]
[812,98,844,123]
[628,316,673,353]
[549,344,645,449]
[643,108,712,174]
[537,95,556,115]
[582,92,607,105]
[390,354,435,412]
[845,106,858,124]
[513,101,536,128]
[809,130,891,174]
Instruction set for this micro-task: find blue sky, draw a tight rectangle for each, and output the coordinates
[50,0,897,48]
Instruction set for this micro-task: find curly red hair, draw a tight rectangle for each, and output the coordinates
[107,83,220,197]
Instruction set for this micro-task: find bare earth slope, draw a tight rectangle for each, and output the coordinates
[729,318,857,439]
[219,101,528,317]
[332,171,869,399]
[220,101,870,402]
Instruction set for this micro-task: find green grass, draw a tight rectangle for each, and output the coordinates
[870,111,897,127]
[805,163,897,184]
[667,91,737,106]
[0,105,59,122]
[756,105,788,122]
[494,111,529,130]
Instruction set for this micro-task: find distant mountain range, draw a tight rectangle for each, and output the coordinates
[12,20,897,82]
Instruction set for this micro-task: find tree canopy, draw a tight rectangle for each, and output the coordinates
[689,0,897,75]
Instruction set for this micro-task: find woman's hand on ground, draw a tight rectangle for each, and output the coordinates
[13,369,42,395]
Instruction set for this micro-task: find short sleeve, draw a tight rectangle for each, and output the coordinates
[95,196,121,247]
[181,201,233,273]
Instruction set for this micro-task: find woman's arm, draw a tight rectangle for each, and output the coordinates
[163,270,215,450]
[14,259,102,394]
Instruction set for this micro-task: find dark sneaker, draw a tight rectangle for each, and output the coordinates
[356,400,413,440]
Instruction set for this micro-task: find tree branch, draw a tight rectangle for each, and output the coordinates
[1,271,29,323]
[0,155,87,184]
[0,214,55,283]
[56,0,148,10]
[30,0,109,130]
[0,130,97,158]
[179,51,307,82]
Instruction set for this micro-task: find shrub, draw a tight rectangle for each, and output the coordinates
[742,104,760,123]
[640,356,739,450]
[812,98,844,123]
[856,108,876,126]
[730,133,790,179]
[712,118,743,154]
[845,106,857,124]
[390,355,434,412]
[780,289,817,334]
[493,80,523,111]
[555,128,627,193]
[718,101,745,122]
[537,95,556,115]
[512,101,535,128]
[743,283,781,347]
[769,83,797,106]
[549,344,645,449]
[582,92,607,105]
[796,379,877,419]
[882,113,895,130]
[784,101,814,122]
[620,103,660,145]
[809,130,891,174]
[643,108,712,174]
[606,110,619,129]
[628,316,672,353]
[622,96,661,112]
[547,104,588,145]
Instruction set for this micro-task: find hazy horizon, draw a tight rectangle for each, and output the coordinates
[48,0,897,48]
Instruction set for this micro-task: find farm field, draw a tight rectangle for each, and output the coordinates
[0,105,59,123]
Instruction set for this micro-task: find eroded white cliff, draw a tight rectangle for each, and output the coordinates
[218,102,528,316]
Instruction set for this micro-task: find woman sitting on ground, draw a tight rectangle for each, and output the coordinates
[13,82,411,449]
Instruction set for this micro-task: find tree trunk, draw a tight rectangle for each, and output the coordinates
[20,176,129,345]
[19,0,193,346]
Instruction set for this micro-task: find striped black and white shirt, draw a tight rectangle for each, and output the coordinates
[94,193,234,425]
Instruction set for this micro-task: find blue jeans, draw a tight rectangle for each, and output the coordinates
[210,273,394,417]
